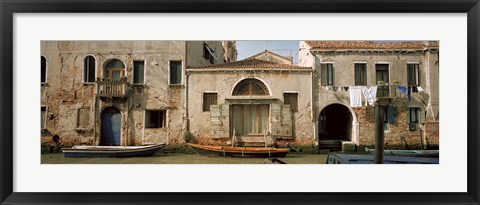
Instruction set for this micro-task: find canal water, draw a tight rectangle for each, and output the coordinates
[41,153,328,164]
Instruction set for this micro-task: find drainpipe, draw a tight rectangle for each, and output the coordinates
[311,63,317,147]
[185,42,190,141]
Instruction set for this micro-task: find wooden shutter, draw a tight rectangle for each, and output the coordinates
[281,105,293,136]
[77,107,90,128]
[271,104,282,135]
[419,108,425,124]
[406,109,411,124]
[321,64,328,86]
[210,104,229,139]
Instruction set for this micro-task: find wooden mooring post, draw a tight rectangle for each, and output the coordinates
[374,98,390,164]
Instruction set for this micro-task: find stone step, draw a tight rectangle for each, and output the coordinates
[318,140,342,152]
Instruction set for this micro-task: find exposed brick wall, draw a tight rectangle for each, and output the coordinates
[353,104,436,150]
[424,121,439,149]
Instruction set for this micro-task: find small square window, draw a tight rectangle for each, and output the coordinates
[203,93,218,112]
[145,110,166,128]
[284,93,298,112]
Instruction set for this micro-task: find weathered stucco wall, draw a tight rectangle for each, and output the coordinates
[186,41,225,67]
[41,41,194,146]
[187,70,314,145]
[308,48,439,148]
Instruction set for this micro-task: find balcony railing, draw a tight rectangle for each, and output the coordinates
[376,84,408,99]
[95,81,130,97]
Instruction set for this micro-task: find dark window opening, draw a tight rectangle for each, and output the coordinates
[169,61,182,85]
[354,63,367,86]
[410,107,420,123]
[203,93,218,112]
[203,43,210,60]
[407,64,420,86]
[284,93,298,112]
[376,64,390,97]
[133,61,145,84]
[83,56,96,83]
[41,56,47,83]
[203,43,215,64]
[321,64,334,86]
[145,110,166,128]
[41,107,46,129]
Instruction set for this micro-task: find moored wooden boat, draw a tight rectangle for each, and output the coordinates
[62,143,166,158]
[187,143,289,158]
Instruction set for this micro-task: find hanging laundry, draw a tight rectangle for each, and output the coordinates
[412,86,419,93]
[387,106,395,124]
[417,87,424,92]
[408,86,412,101]
[343,87,349,92]
[349,87,363,107]
[361,86,378,106]
[397,86,407,94]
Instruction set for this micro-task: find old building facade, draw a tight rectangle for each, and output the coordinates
[41,40,439,151]
[299,41,439,150]
[186,50,314,146]
[41,41,232,146]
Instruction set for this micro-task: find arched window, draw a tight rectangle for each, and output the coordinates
[84,56,96,83]
[232,78,269,96]
[41,56,47,83]
[104,59,125,80]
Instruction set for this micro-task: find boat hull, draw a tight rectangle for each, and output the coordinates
[187,143,289,158]
[62,144,166,158]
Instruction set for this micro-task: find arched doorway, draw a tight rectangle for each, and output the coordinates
[318,104,353,141]
[101,107,121,145]
[231,78,270,136]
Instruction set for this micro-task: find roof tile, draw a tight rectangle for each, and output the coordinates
[306,41,437,50]
[188,59,311,70]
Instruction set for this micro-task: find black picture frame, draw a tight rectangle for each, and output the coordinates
[1,0,479,204]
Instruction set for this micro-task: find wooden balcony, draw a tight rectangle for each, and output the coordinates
[95,81,130,97]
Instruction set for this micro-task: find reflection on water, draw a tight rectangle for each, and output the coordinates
[41,153,328,164]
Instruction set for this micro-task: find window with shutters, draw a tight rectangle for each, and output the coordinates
[203,42,215,64]
[169,61,182,85]
[145,110,166,128]
[407,63,420,86]
[232,78,269,96]
[41,56,47,84]
[284,93,298,112]
[133,61,145,84]
[41,106,47,130]
[354,63,367,86]
[203,93,218,112]
[77,107,90,128]
[83,56,96,83]
[321,63,334,86]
